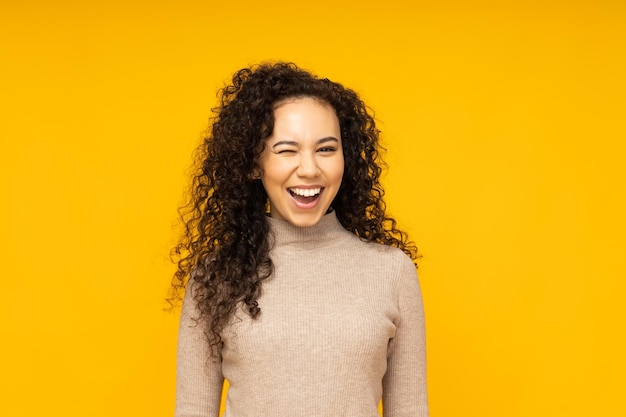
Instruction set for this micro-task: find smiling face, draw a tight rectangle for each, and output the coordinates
[257,97,344,227]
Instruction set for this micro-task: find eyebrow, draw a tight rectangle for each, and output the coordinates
[271,136,339,149]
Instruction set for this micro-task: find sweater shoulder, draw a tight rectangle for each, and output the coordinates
[344,232,415,265]
[342,233,417,285]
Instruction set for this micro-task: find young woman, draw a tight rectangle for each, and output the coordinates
[171,62,428,417]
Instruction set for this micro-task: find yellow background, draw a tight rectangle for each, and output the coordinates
[1,1,624,416]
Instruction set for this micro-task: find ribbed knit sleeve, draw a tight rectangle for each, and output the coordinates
[175,284,224,417]
[382,253,429,417]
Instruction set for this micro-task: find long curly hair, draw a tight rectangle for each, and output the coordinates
[170,62,418,355]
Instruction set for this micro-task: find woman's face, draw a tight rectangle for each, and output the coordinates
[258,97,344,227]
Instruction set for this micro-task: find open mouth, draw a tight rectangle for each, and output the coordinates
[288,187,323,205]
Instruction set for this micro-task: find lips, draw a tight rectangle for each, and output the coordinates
[288,187,323,206]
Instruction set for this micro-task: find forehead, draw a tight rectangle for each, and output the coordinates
[271,97,340,134]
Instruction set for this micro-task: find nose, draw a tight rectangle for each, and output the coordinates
[296,152,321,178]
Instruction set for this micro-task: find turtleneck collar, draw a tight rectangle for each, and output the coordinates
[266,211,353,251]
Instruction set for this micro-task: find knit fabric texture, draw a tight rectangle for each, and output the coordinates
[175,211,428,417]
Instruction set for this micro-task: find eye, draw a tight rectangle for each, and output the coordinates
[276,149,296,154]
[318,146,337,153]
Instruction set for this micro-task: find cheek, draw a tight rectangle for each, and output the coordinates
[260,159,292,188]
[330,155,345,183]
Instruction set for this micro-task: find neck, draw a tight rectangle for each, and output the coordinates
[266,211,352,251]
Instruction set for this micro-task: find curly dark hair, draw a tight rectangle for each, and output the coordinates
[170,62,418,355]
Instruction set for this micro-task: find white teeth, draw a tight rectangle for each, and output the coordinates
[289,187,321,197]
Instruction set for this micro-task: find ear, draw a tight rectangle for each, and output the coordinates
[249,167,262,180]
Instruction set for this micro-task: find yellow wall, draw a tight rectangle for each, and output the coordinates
[1,1,624,416]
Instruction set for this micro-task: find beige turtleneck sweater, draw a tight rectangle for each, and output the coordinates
[175,212,428,417]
